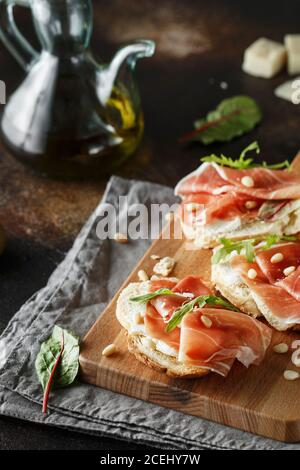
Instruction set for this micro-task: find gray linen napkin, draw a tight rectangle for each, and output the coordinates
[0,176,299,450]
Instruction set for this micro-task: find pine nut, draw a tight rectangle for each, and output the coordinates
[247,268,257,280]
[201,315,212,328]
[271,252,284,264]
[138,269,149,281]
[245,200,257,209]
[102,344,117,357]
[114,232,128,244]
[291,350,300,367]
[283,266,296,276]
[134,312,144,325]
[151,254,160,260]
[241,176,254,188]
[284,370,300,381]
[273,343,289,354]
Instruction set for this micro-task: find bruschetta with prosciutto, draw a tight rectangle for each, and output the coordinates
[116,275,272,377]
[175,143,300,248]
[212,236,300,331]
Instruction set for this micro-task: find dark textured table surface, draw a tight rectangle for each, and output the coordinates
[0,0,300,450]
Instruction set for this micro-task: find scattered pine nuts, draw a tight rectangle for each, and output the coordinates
[273,343,289,354]
[241,176,254,188]
[114,232,128,244]
[247,268,257,280]
[201,315,212,328]
[284,266,296,277]
[284,370,300,381]
[138,269,149,281]
[151,254,160,260]
[245,200,257,209]
[271,252,284,264]
[153,256,176,277]
[102,343,117,357]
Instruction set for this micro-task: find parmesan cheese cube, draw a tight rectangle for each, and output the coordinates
[242,38,286,78]
[285,35,300,75]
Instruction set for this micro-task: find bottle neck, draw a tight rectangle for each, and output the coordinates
[32,0,93,56]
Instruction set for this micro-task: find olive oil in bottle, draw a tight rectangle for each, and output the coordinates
[0,0,154,179]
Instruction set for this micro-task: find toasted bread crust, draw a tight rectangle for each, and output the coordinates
[127,335,209,378]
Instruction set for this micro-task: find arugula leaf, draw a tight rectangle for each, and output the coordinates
[129,287,238,332]
[260,234,298,250]
[201,141,290,170]
[166,295,239,332]
[180,96,262,145]
[129,288,174,303]
[35,326,79,413]
[213,234,299,264]
[212,237,256,264]
[261,160,290,170]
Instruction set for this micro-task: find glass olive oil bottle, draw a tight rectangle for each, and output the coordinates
[0,0,154,179]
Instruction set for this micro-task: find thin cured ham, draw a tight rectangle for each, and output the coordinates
[180,192,261,226]
[255,242,300,284]
[179,307,271,376]
[175,162,300,245]
[176,163,300,200]
[144,276,272,376]
[230,242,300,330]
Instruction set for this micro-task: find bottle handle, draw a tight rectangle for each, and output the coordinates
[0,0,39,71]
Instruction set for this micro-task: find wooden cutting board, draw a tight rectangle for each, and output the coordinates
[80,154,300,443]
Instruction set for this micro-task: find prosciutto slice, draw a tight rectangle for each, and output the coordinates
[256,242,300,284]
[179,307,271,376]
[231,248,300,329]
[175,162,300,200]
[144,276,271,376]
[180,192,261,226]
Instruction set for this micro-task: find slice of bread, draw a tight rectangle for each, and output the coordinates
[211,260,300,331]
[211,262,261,318]
[116,282,209,378]
[182,202,300,249]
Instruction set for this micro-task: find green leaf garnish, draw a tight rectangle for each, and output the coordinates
[129,288,174,304]
[260,234,298,250]
[166,295,239,333]
[129,288,238,332]
[180,96,262,145]
[201,141,290,170]
[213,234,299,264]
[261,160,290,170]
[35,326,79,413]
[212,237,256,264]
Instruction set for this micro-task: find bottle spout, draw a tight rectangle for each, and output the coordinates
[112,39,156,68]
[97,40,155,104]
